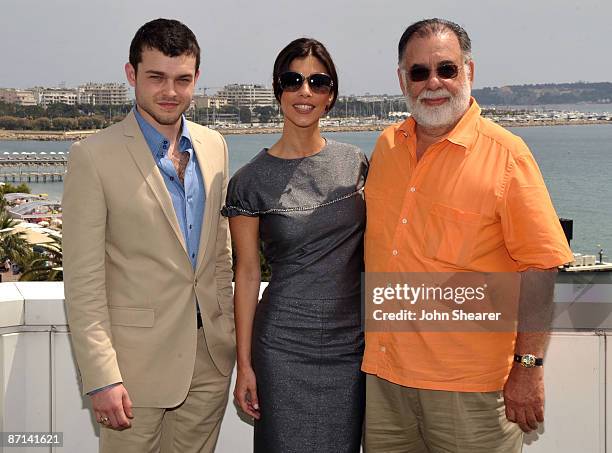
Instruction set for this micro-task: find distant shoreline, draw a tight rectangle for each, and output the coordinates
[1,119,611,141]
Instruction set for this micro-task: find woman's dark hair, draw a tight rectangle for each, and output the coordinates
[272,38,339,112]
[129,18,200,72]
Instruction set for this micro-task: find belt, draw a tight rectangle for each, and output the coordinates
[197,311,203,329]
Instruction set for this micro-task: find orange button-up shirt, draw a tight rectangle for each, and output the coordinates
[362,99,573,392]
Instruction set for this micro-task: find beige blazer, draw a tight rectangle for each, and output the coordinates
[63,112,235,407]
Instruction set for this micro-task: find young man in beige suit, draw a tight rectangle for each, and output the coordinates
[63,19,235,453]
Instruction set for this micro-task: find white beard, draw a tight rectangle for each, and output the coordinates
[405,77,471,129]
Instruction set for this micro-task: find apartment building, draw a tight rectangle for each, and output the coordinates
[32,87,80,106]
[192,94,229,109]
[216,84,275,108]
[0,88,37,106]
[79,82,129,105]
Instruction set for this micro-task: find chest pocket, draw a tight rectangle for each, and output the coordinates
[423,203,482,267]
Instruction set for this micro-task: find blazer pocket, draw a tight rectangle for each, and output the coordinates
[423,203,482,267]
[109,306,155,327]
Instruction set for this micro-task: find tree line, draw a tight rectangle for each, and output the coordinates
[0,101,132,131]
[472,82,612,105]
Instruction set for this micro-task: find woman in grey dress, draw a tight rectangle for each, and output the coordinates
[222,38,366,453]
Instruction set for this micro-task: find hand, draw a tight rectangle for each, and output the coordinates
[234,365,260,420]
[91,384,134,430]
[503,364,545,433]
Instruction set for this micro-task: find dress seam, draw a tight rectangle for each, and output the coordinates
[225,187,364,216]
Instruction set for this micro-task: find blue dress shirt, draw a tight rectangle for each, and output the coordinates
[134,108,206,268]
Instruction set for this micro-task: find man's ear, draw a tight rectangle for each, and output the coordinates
[397,67,408,95]
[125,63,137,88]
[467,60,475,84]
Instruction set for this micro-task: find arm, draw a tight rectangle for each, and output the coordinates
[62,141,131,429]
[496,148,571,432]
[229,215,262,419]
[503,267,557,433]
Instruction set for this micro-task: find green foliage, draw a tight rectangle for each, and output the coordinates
[0,101,132,131]
[32,117,52,130]
[253,106,278,123]
[239,107,252,124]
[1,182,30,194]
[231,241,271,282]
[0,212,32,264]
[52,117,78,131]
[0,183,31,209]
[19,237,63,282]
[259,247,271,282]
[218,105,239,115]
[473,82,612,105]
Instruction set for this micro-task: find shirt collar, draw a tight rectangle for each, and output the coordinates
[133,106,193,156]
[395,97,481,152]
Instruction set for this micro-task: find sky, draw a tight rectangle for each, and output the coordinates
[1,0,610,96]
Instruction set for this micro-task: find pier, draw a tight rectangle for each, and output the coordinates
[0,152,67,183]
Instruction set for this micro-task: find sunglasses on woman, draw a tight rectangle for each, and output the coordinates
[278,71,334,95]
[406,63,459,82]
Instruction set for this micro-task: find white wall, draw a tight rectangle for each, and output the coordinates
[0,282,609,452]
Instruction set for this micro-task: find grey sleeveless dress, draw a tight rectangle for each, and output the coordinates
[222,140,367,453]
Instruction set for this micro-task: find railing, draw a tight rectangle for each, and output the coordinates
[0,280,609,452]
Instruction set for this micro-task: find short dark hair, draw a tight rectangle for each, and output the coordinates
[272,38,339,112]
[129,18,200,72]
[398,18,472,67]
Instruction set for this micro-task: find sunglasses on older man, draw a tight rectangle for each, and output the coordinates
[406,63,460,82]
[278,71,334,95]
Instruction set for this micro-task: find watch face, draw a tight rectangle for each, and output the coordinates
[521,354,536,367]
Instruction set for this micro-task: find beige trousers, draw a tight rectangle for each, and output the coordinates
[100,328,231,453]
[364,374,523,453]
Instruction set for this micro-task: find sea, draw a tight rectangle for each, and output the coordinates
[1,121,611,259]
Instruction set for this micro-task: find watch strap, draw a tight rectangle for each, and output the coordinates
[514,354,544,367]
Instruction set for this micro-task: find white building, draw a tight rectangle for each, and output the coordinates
[26,83,129,106]
[193,94,229,109]
[32,87,80,106]
[0,88,37,106]
[217,84,275,108]
[78,82,129,105]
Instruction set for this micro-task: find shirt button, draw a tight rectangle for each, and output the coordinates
[157,153,163,158]
[192,253,195,258]
[380,346,386,352]
[392,250,398,256]
[410,187,416,192]
[401,218,408,224]
[170,176,174,181]
[189,224,192,230]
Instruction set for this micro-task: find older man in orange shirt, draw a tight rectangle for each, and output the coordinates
[363,19,573,452]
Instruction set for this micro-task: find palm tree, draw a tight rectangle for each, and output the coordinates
[19,236,63,282]
[0,211,31,263]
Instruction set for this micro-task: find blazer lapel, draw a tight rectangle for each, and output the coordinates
[122,112,188,255]
[190,127,216,272]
